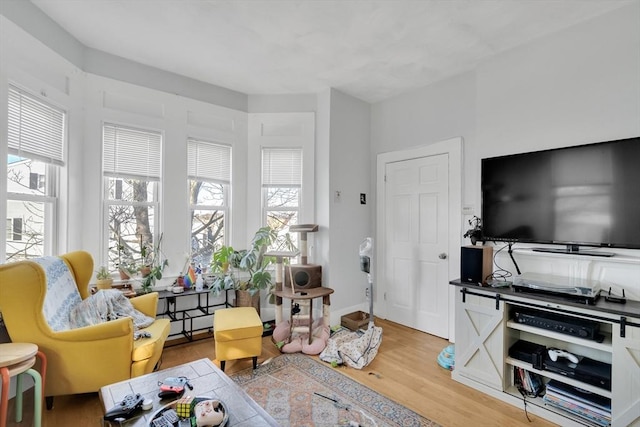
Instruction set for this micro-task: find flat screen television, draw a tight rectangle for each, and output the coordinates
[481,137,640,256]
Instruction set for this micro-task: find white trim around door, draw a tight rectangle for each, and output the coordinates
[376,137,462,340]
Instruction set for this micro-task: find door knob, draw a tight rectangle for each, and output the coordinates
[439,253,447,259]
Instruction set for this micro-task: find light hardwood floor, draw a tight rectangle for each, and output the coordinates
[6,318,556,426]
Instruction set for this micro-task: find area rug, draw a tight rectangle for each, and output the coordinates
[229,353,439,427]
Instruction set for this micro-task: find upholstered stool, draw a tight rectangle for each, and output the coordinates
[0,343,47,427]
[213,307,263,372]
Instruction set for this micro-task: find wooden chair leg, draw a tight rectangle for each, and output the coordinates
[252,356,258,370]
[1,367,10,427]
[45,397,54,410]
[220,361,226,372]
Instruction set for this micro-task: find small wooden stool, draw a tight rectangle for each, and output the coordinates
[213,307,263,372]
[0,343,47,427]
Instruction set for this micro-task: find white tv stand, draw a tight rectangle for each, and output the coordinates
[450,280,640,426]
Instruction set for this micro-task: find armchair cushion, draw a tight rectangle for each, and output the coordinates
[34,256,82,331]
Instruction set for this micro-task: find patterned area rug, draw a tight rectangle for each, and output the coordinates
[229,353,439,427]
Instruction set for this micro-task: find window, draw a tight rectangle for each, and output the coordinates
[188,138,231,269]
[103,123,162,272]
[11,218,23,241]
[262,147,302,249]
[29,172,45,190]
[5,218,23,241]
[5,85,64,261]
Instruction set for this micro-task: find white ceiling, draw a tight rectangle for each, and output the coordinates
[31,0,633,103]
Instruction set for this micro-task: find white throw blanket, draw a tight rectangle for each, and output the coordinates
[69,289,154,330]
[319,325,383,369]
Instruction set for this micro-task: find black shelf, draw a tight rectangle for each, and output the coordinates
[157,287,232,342]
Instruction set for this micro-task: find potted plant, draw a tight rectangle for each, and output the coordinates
[116,242,137,279]
[209,227,279,315]
[139,233,168,294]
[464,215,484,246]
[95,266,114,290]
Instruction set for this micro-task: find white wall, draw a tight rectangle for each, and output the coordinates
[371,4,640,313]
[1,0,248,112]
[327,89,372,314]
[247,94,317,113]
[81,74,249,282]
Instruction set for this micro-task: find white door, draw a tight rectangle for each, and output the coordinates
[384,153,449,337]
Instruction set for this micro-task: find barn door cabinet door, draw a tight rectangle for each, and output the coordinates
[611,316,640,427]
[453,288,505,391]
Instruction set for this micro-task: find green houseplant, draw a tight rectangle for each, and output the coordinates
[116,242,137,279]
[210,226,286,314]
[139,233,168,294]
[95,266,113,290]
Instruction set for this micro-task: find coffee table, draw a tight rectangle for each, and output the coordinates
[99,358,278,426]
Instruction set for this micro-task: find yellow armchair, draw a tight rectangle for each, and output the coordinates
[0,251,170,406]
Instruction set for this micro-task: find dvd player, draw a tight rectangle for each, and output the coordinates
[512,307,602,342]
[544,354,612,391]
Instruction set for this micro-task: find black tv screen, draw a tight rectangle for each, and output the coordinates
[481,137,640,253]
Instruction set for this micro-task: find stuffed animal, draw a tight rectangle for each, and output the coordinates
[195,399,224,427]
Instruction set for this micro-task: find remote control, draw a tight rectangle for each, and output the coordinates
[104,393,145,421]
[548,348,579,364]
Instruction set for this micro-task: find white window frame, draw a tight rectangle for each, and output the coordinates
[5,84,64,261]
[102,122,162,271]
[187,138,231,269]
[247,113,315,243]
[261,147,303,251]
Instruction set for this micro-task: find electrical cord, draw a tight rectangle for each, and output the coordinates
[517,387,533,423]
[485,243,514,283]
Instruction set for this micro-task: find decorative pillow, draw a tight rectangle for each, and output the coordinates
[33,256,82,331]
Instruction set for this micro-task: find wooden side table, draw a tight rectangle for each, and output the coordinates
[0,343,47,427]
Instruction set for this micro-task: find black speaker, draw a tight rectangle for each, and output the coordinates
[460,245,493,285]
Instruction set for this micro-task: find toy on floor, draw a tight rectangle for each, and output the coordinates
[437,344,455,370]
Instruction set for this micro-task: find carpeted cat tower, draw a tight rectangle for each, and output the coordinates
[271,225,332,355]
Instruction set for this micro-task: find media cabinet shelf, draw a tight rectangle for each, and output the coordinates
[503,384,604,427]
[505,356,612,398]
[451,280,640,427]
[506,320,613,352]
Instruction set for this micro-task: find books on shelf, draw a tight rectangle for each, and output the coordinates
[546,380,611,412]
[543,380,611,427]
[514,366,544,397]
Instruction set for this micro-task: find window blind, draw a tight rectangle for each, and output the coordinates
[103,123,162,181]
[7,85,66,166]
[262,147,302,187]
[187,138,231,184]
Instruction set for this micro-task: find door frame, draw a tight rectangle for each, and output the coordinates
[376,137,462,339]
